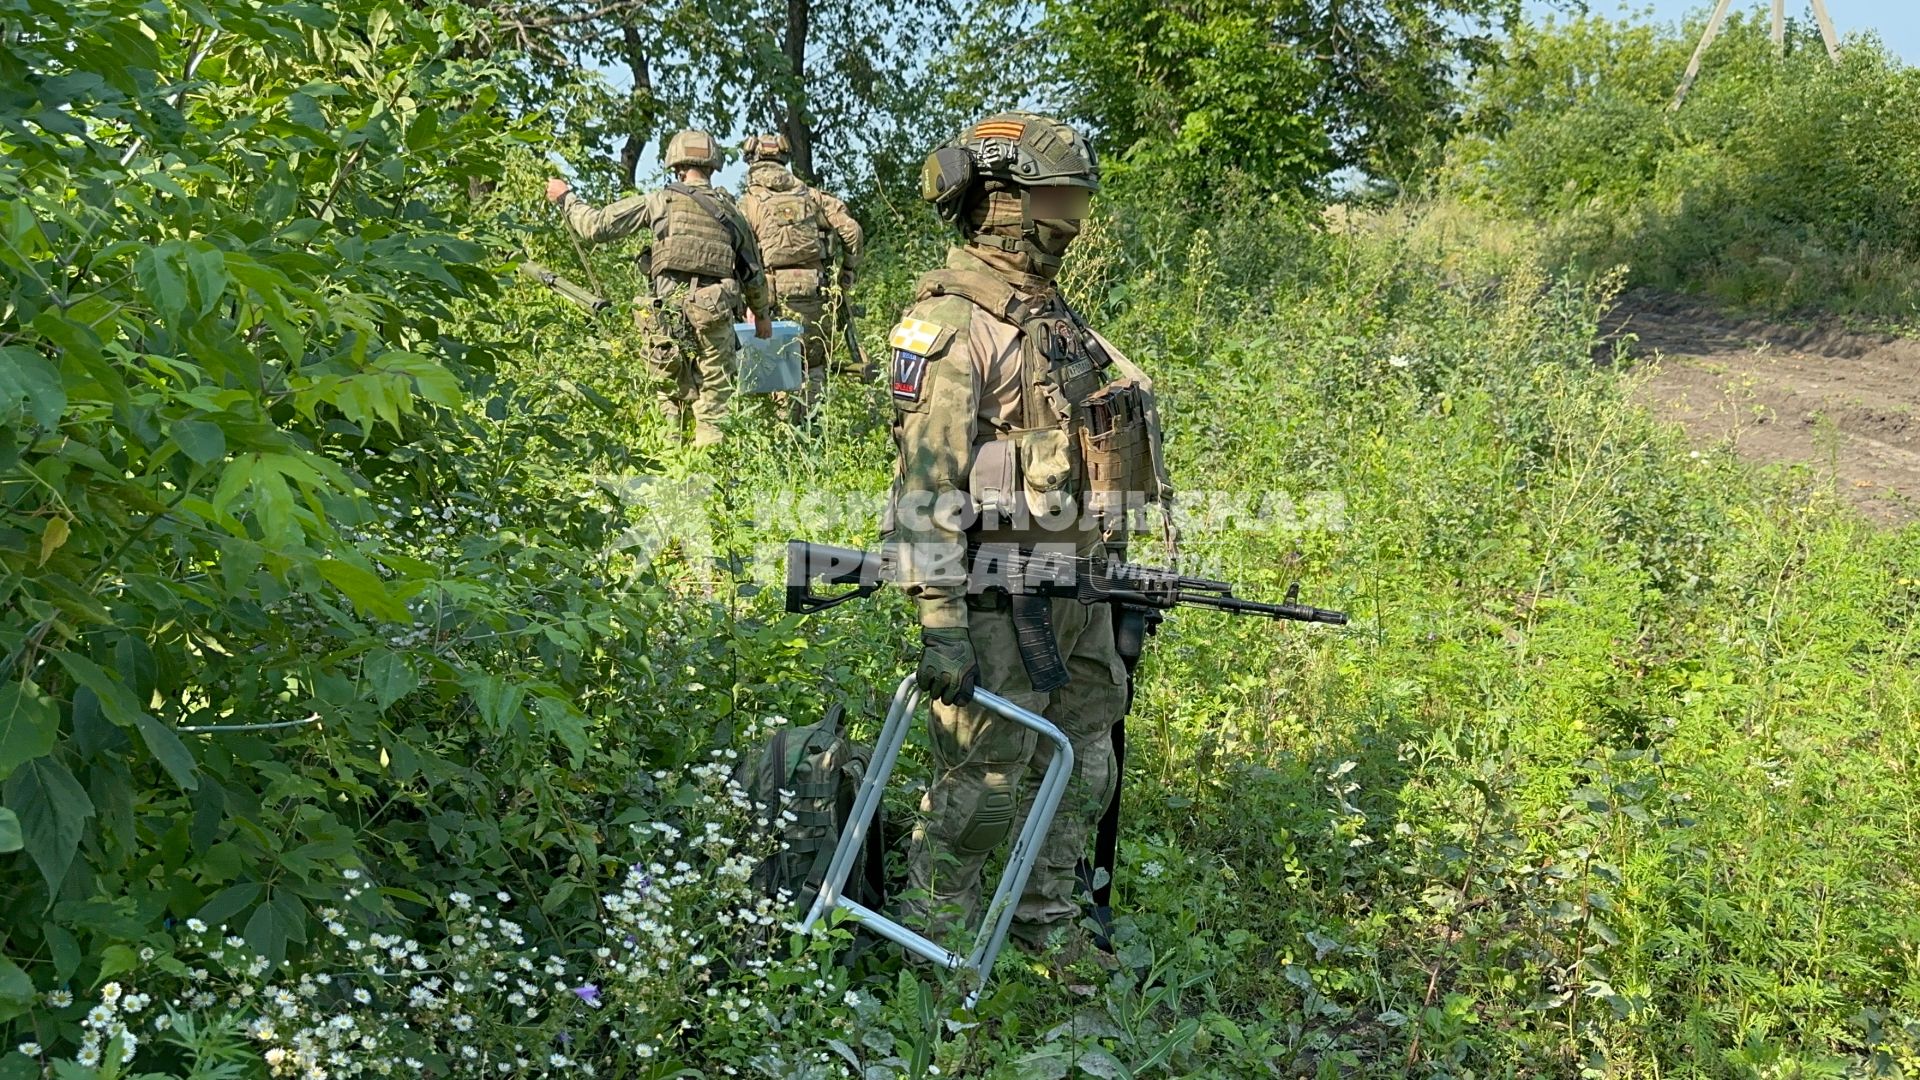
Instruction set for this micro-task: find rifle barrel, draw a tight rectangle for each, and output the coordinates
[1182,592,1349,624]
[784,538,1348,624]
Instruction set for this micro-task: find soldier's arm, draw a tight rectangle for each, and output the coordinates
[890,310,977,630]
[730,207,774,318]
[558,191,654,245]
[815,192,865,271]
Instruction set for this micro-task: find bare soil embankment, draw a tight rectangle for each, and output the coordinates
[1604,291,1920,524]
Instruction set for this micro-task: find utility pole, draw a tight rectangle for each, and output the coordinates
[1673,0,1844,110]
[1808,0,1843,61]
[1671,0,1735,110]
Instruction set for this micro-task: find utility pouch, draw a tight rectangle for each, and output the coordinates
[969,439,1020,524]
[773,266,825,300]
[1018,428,1075,520]
[1080,380,1151,528]
[1008,591,1070,693]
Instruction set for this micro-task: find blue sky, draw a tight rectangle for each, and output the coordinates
[1529,1,1919,61]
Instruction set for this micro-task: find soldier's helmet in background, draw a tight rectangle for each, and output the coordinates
[664,130,722,171]
[742,133,792,165]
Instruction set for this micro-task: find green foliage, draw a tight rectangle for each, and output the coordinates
[1,0,530,924]
[495,0,965,194]
[6,0,1920,1074]
[1446,10,1920,318]
[1014,0,1522,200]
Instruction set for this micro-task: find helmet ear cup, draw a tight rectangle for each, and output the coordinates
[920,145,977,218]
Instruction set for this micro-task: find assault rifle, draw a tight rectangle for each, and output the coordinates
[519,261,611,314]
[840,301,871,381]
[786,539,1346,689]
[787,537,1347,957]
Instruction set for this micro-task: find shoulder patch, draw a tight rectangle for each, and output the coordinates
[888,317,952,356]
[891,348,931,403]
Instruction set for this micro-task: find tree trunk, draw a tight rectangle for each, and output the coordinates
[780,0,815,181]
[619,22,655,188]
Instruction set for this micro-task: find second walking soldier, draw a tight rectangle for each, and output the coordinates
[546,129,773,447]
[737,133,866,413]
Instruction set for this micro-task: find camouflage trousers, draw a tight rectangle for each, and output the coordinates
[639,277,740,446]
[770,268,829,417]
[905,595,1127,947]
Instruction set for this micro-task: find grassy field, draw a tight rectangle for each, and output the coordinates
[7,7,1920,1072]
[613,201,1920,1076]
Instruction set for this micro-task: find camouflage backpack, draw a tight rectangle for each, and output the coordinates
[735,704,886,914]
[751,185,828,270]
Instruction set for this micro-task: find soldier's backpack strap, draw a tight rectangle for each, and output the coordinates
[915,268,1067,427]
[666,182,740,245]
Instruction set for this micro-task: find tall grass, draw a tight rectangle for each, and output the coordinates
[830,195,1920,1075]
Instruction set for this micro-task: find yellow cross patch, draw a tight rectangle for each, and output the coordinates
[889,317,944,356]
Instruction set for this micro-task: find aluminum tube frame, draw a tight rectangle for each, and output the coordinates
[802,673,1076,1007]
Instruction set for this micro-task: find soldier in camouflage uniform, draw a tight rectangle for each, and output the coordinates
[546,130,773,447]
[737,134,866,414]
[886,112,1172,958]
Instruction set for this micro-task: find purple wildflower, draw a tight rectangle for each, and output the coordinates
[572,984,601,1008]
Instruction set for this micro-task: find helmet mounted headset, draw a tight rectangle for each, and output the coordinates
[920,112,1098,273]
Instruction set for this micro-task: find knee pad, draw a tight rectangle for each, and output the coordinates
[954,769,1020,856]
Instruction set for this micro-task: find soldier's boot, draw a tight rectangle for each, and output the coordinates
[784,364,827,425]
[657,397,684,436]
[1012,923,1118,996]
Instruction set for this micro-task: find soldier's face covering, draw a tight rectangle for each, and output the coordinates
[1026,186,1088,263]
[967,189,1086,282]
[1031,217,1081,261]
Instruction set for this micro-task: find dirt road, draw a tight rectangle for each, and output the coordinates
[1604,291,1920,525]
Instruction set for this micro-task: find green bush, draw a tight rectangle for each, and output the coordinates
[1445,9,1920,318]
[6,1,1920,1074]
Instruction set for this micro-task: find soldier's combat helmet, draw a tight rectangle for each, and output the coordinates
[920,111,1099,222]
[921,112,1099,276]
[743,132,792,165]
[664,129,722,171]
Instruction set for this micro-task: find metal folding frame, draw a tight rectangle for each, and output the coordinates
[802,673,1075,1007]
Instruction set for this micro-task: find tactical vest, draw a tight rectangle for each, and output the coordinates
[651,185,737,279]
[914,268,1166,543]
[750,186,827,270]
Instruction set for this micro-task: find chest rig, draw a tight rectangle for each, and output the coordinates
[915,267,1142,543]
[650,184,738,280]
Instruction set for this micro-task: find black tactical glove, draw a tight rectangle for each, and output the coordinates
[917,626,978,706]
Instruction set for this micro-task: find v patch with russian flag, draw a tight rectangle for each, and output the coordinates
[892,349,929,401]
[887,316,953,403]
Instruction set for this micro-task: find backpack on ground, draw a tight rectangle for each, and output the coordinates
[734,703,887,914]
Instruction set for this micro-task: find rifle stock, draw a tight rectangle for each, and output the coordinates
[784,540,892,612]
